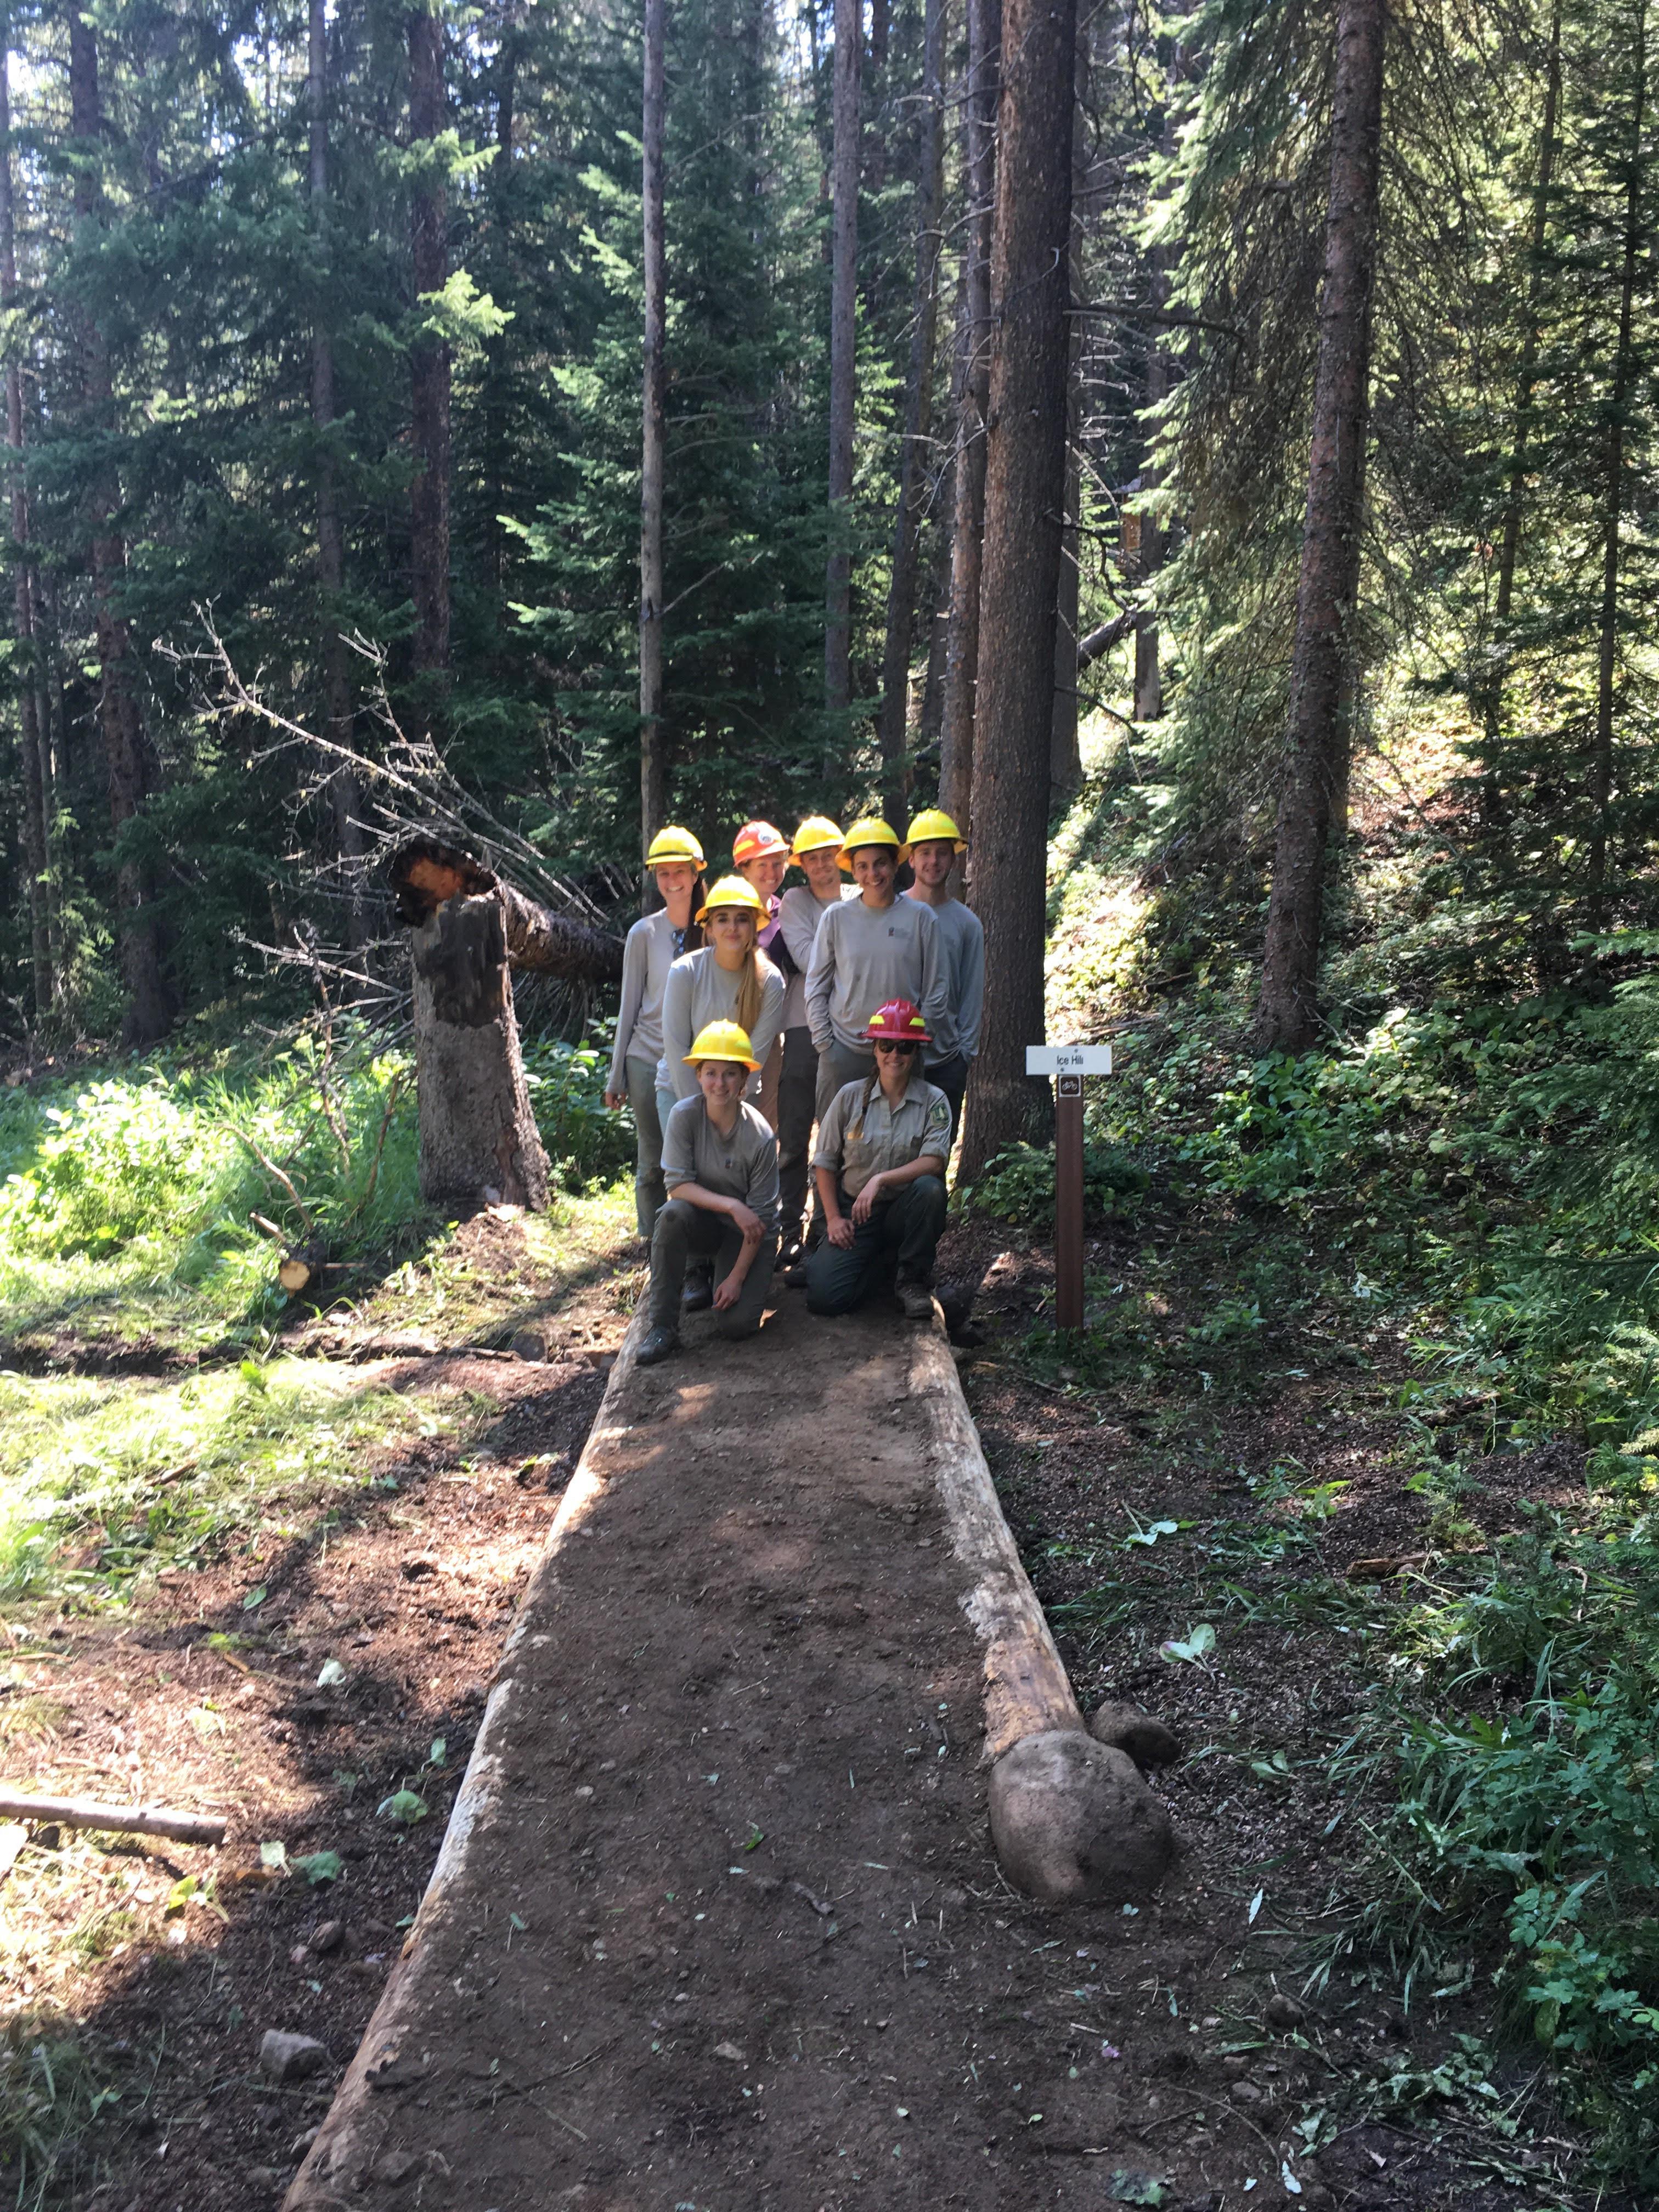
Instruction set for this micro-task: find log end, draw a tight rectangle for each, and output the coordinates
[278,1240,329,1298]
[988,1729,1178,1905]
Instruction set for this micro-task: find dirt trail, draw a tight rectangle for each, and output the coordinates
[285,1294,1256,2212]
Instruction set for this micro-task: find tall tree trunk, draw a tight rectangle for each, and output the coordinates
[918,258,970,755]
[69,9,168,1046]
[640,0,668,866]
[1495,0,1563,625]
[1588,0,1646,923]
[938,0,998,829]
[956,0,1077,1183]
[309,0,366,951]
[823,0,860,724]
[1050,27,1090,803]
[1251,0,1386,1056]
[876,0,946,825]
[408,3,450,683]
[1,31,47,1022]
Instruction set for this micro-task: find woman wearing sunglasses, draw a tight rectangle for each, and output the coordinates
[805,999,951,1321]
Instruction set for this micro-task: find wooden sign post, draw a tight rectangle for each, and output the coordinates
[1025,1043,1114,1331]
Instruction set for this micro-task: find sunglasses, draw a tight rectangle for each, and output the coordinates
[873,1039,918,1056]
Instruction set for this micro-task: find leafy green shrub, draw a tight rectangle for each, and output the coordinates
[522,1031,633,1192]
[0,1080,209,1256]
[963,1138,1150,1228]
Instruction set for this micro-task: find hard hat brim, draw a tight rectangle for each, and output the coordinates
[684,1049,760,1070]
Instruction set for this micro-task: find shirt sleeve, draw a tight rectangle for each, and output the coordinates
[749,961,787,1069]
[661,957,696,1100]
[608,921,649,1093]
[661,1098,696,1188]
[811,1086,849,1173]
[915,904,950,1054]
[918,1087,952,1160]
[804,904,837,1052]
[745,1119,780,1222]
[957,911,985,1062]
[779,889,825,974]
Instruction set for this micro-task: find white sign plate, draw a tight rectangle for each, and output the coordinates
[1025,1043,1113,1076]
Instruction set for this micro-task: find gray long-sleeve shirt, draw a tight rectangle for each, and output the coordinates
[607,909,685,1092]
[909,893,985,1063]
[803,893,947,1055]
[662,1096,780,1230]
[777,883,855,1031]
[658,946,787,1101]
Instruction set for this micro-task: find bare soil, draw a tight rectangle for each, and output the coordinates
[3,1208,1606,2212]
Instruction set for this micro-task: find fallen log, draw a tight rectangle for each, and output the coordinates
[0,1786,227,1846]
[906,1321,1177,1906]
[1075,607,1143,673]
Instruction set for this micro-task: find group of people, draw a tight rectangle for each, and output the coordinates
[603,808,985,1367]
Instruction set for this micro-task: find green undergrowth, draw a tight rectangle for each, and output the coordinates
[978,736,1659,2186]
[0,1017,630,1356]
[0,1355,484,1612]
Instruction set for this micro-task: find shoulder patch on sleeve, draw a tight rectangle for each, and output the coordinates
[925,1096,951,1133]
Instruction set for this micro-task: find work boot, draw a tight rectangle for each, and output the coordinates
[895,1278,935,1321]
[635,1327,681,1367]
[681,1272,713,1314]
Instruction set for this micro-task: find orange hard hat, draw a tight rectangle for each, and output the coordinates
[731,820,789,867]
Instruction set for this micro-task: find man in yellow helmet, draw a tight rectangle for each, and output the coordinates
[638,1020,780,1367]
[771,816,856,1265]
[902,808,982,1148]
[803,815,949,1122]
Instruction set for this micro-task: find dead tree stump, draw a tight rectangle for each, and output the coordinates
[410,892,550,1212]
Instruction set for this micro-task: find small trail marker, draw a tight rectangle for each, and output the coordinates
[1025,1042,1114,1331]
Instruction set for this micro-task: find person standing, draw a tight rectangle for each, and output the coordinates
[730,820,792,1127]
[806,999,951,1320]
[774,815,854,1263]
[803,815,949,1118]
[605,826,706,1238]
[902,807,983,1148]
[637,1020,781,1367]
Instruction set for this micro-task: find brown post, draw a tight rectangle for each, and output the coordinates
[1054,1071,1083,1330]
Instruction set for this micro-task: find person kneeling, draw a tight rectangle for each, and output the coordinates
[806,1000,950,1323]
[637,1022,780,1368]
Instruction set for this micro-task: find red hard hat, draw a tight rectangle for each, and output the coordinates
[864,998,932,1045]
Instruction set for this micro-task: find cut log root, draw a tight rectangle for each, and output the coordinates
[0,1786,227,1846]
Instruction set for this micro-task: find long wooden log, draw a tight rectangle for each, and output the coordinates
[386,839,624,985]
[0,1787,227,1846]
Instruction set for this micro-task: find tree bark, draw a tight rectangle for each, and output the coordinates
[1494,0,1562,625]
[876,0,946,825]
[956,0,1077,1183]
[1251,0,1386,1056]
[938,0,999,830]
[309,0,366,950]
[1588,0,1646,922]
[823,0,861,723]
[640,0,668,866]
[388,839,625,983]
[1,32,47,1022]
[70,9,169,1046]
[410,894,551,1212]
[408,3,450,682]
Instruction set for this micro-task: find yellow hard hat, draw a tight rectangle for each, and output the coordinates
[695,873,765,923]
[901,807,967,861]
[684,1019,759,1070]
[647,825,705,867]
[842,815,900,855]
[792,814,845,856]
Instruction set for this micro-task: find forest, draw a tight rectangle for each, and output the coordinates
[1,0,1659,2201]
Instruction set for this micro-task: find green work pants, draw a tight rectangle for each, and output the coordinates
[805,1176,948,1316]
[648,1199,776,1340]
